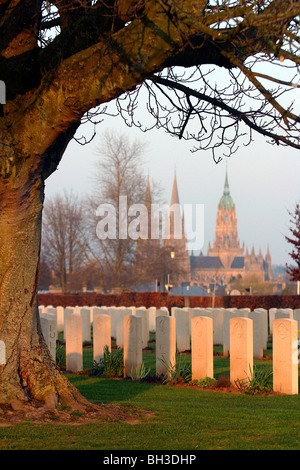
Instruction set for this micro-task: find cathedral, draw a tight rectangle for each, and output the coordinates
[137,167,272,292]
[189,168,272,289]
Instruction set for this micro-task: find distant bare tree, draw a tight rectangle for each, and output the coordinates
[84,131,164,290]
[42,191,87,291]
[38,251,52,291]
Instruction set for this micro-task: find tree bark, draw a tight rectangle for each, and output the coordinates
[0,150,90,411]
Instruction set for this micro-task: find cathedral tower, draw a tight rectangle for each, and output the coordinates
[162,170,190,286]
[135,174,160,250]
[208,167,243,269]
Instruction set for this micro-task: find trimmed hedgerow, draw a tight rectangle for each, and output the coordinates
[38,292,300,310]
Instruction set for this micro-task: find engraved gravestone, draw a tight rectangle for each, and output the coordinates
[80,307,91,343]
[40,315,57,360]
[248,311,264,359]
[135,308,150,348]
[93,314,111,362]
[156,315,176,377]
[56,306,64,333]
[173,308,190,352]
[65,312,83,372]
[123,315,142,378]
[273,318,298,395]
[191,316,213,380]
[230,317,253,386]
[63,307,74,339]
[148,306,157,332]
[115,308,131,349]
[211,308,224,345]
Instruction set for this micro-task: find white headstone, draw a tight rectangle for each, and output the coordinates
[123,315,142,378]
[190,308,212,338]
[254,308,268,349]
[211,308,224,345]
[92,306,108,322]
[115,308,132,348]
[272,309,294,338]
[40,314,57,360]
[108,307,119,338]
[135,308,150,348]
[173,308,190,352]
[93,314,111,362]
[80,308,91,343]
[223,310,239,357]
[191,316,213,380]
[269,308,277,335]
[275,308,293,320]
[273,318,298,395]
[56,306,64,333]
[148,306,157,332]
[230,317,253,386]
[293,309,300,332]
[156,315,176,377]
[65,313,83,372]
[64,307,74,339]
[156,308,169,317]
[248,311,264,359]
[160,306,169,313]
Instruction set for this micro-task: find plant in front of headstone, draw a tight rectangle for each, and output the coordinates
[90,346,124,378]
[234,365,273,395]
[160,356,192,385]
[194,377,217,389]
[130,362,151,382]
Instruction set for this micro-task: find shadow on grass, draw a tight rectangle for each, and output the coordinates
[65,344,234,405]
[68,374,162,404]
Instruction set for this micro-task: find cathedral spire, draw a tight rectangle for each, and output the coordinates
[170,170,180,206]
[144,174,153,241]
[224,164,230,196]
[162,171,190,286]
[218,165,234,210]
[145,174,151,208]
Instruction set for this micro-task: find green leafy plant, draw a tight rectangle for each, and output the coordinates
[235,365,273,395]
[196,377,217,388]
[90,345,124,378]
[160,355,192,384]
[130,362,151,382]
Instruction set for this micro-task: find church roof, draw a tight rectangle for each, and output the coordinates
[230,256,245,269]
[218,167,235,210]
[191,255,246,270]
[190,255,224,269]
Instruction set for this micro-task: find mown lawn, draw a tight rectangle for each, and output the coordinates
[0,375,299,451]
[0,333,299,451]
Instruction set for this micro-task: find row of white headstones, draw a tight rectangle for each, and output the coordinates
[39,305,300,395]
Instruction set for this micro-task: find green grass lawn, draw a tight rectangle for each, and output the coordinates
[0,333,299,451]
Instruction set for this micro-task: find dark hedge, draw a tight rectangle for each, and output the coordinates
[38,292,300,310]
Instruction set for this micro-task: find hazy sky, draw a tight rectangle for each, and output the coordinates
[44,109,300,268]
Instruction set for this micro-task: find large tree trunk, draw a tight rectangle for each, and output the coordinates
[0,149,90,411]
